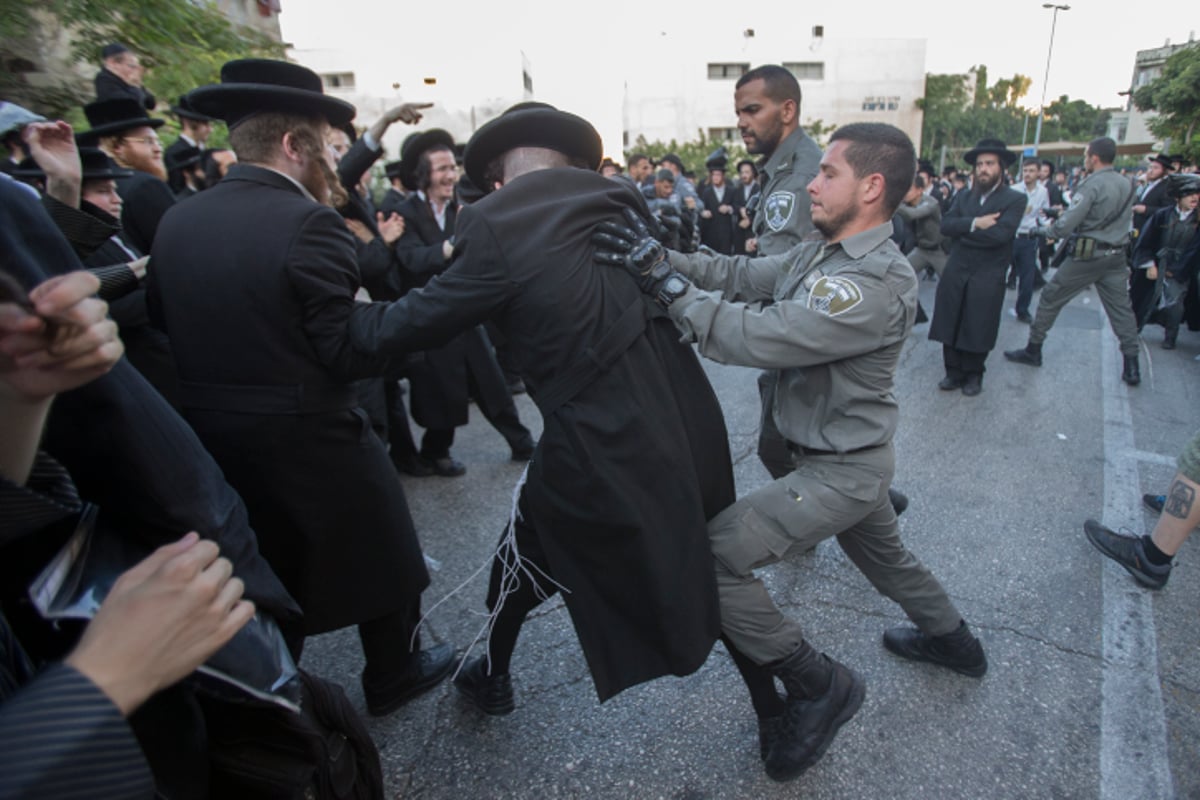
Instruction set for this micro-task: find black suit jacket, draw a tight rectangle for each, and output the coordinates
[1134,179,1172,233]
[115,171,175,255]
[93,67,155,110]
[148,164,428,633]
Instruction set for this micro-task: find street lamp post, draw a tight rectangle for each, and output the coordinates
[1032,3,1070,156]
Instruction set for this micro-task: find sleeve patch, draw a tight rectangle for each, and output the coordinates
[764,191,797,232]
[807,276,863,316]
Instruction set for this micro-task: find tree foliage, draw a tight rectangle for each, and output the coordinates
[0,0,284,143]
[918,66,1111,163]
[1132,43,1200,160]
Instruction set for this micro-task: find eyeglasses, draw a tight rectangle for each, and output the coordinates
[121,136,161,146]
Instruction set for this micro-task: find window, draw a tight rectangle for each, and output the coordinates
[784,62,824,81]
[861,96,900,112]
[708,63,749,80]
[707,127,740,142]
[320,72,355,91]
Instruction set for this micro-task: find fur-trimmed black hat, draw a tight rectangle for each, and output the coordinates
[187,59,356,130]
[1166,172,1200,198]
[705,146,728,171]
[963,138,1016,167]
[462,101,602,193]
[77,98,164,145]
[398,128,455,192]
[170,95,216,124]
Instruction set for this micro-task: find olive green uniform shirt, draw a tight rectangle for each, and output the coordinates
[666,221,917,452]
[1037,166,1136,246]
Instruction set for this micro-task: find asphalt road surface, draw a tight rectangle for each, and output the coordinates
[304,278,1198,799]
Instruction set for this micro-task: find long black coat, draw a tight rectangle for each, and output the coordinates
[393,192,469,430]
[698,183,743,255]
[115,171,175,255]
[147,164,428,634]
[350,168,733,701]
[929,184,1025,353]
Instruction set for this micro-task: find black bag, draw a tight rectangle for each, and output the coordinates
[202,669,385,799]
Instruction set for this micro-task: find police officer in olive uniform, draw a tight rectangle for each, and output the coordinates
[1004,137,1142,385]
[596,122,986,784]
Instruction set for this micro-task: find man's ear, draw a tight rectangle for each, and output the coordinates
[780,99,799,126]
[280,131,303,163]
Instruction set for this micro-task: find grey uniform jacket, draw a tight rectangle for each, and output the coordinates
[752,128,824,255]
[1040,166,1136,246]
[666,222,917,452]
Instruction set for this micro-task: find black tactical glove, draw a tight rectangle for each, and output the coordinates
[653,205,683,251]
[593,208,691,307]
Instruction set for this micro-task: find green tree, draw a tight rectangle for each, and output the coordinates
[1132,42,1200,160]
[1,1,283,144]
[1043,95,1112,142]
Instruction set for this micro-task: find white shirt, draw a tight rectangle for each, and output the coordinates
[1014,181,1050,235]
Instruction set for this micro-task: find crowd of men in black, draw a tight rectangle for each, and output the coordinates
[1,40,1198,799]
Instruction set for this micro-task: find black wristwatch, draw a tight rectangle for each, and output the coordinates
[656,273,690,308]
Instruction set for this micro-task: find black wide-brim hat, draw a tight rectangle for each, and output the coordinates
[170,95,217,123]
[10,157,45,180]
[463,102,602,193]
[384,160,403,179]
[963,138,1016,167]
[165,143,203,172]
[187,59,355,130]
[705,145,728,171]
[77,98,165,144]
[1147,154,1173,170]
[79,146,134,180]
[398,128,455,192]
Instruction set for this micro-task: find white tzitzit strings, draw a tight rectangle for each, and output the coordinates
[410,459,569,680]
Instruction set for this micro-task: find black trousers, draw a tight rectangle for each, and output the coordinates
[943,345,988,377]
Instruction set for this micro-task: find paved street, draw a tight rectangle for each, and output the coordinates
[304,279,1199,800]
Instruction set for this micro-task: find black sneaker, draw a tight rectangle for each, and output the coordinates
[1143,494,1165,514]
[1004,346,1042,367]
[453,656,515,715]
[883,621,987,677]
[1083,519,1171,590]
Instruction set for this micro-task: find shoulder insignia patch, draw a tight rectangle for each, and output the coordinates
[808,276,863,317]
[764,191,796,232]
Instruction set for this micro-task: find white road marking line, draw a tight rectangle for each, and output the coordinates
[1099,332,1174,800]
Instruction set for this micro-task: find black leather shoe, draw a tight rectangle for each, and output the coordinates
[453,656,515,715]
[510,438,536,462]
[364,642,456,717]
[1004,345,1042,367]
[938,375,964,391]
[883,622,987,677]
[392,451,434,477]
[420,455,466,477]
[888,487,908,516]
[1016,311,1033,324]
[961,373,982,396]
[1122,355,1140,386]
[1143,493,1165,514]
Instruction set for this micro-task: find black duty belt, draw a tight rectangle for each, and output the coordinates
[787,441,885,458]
[179,381,358,415]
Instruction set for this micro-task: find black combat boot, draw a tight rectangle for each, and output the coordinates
[453,655,515,715]
[1003,341,1042,367]
[1122,354,1140,386]
[764,642,865,782]
[882,621,987,677]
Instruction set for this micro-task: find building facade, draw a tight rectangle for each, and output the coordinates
[1107,35,1197,149]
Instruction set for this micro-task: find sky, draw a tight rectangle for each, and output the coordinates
[278,0,1198,151]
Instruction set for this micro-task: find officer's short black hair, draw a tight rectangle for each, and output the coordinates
[829,122,916,215]
[628,153,650,169]
[1086,137,1117,165]
[736,65,802,108]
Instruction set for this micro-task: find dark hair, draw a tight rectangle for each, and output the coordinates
[913,174,926,190]
[1021,157,1040,168]
[415,144,454,192]
[1041,159,1055,171]
[628,153,649,168]
[735,65,802,107]
[736,158,756,174]
[202,148,229,185]
[1086,137,1117,165]
[228,112,323,165]
[828,122,915,214]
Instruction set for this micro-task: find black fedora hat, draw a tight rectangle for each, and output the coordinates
[463,101,602,193]
[165,143,203,172]
[79,147,134,180]
[170,95,216,124]
[398,128,455,191]
[77,98,164,144]
[1147,154,1172,170]
[963,138,1016,167]
[10,157,45,180]
[187,58,355,129]
[383,160,404,180]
